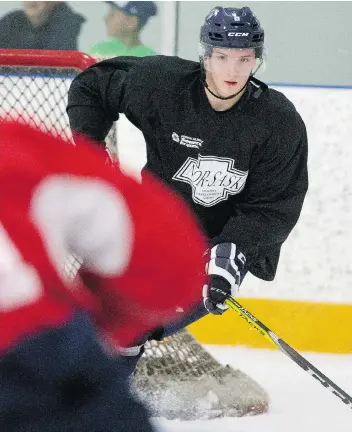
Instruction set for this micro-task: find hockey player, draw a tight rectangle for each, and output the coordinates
[0,121,207,432]
[67,6,308,368]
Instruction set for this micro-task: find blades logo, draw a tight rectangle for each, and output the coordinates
[173,155,248,207]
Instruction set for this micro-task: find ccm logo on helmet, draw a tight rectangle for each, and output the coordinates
[228,32,249,37]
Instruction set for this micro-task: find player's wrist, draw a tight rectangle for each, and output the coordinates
[203,242,247,315]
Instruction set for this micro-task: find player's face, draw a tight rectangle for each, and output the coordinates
[104,8,134,37]
[22,1,57,27]
[205,48,256,97]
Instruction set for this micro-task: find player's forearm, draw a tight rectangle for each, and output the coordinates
[67,65,122,146]
[208,179,307,281]
[212,120,309,261]
[67,82,112,146]
[209,147,308,260]
[67,105,112,147]
[212,194,305,248]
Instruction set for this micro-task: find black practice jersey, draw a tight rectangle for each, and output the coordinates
[67,55,308,281]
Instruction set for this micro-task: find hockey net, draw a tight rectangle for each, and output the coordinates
[0,49,269,420]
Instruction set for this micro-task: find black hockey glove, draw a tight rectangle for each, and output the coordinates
[203,243,246,315]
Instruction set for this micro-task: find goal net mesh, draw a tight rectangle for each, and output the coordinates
[0,50,269,420]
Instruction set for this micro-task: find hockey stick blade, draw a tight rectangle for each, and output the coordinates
[225,295,352,410]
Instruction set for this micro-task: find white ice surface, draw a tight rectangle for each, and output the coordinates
[153,346,352,432]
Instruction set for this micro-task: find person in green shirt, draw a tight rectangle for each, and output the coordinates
[90,1,157,58]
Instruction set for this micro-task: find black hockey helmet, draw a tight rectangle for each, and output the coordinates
[200,7,265,58]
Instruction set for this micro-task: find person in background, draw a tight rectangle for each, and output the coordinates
[90,1,157,59]
[0,1,85,50]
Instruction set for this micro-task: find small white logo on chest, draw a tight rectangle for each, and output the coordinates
[172,132,203,149]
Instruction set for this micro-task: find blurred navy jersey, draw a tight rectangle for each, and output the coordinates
[0,312,155,432]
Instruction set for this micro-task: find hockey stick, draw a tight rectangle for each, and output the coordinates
[224,295,352,410]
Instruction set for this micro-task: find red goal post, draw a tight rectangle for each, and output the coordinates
[0,48,95,69]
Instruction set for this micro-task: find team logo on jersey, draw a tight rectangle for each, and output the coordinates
[172,155,248,207]
[172,132,203,149]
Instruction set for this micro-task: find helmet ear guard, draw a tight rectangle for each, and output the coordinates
[255,47,263,59]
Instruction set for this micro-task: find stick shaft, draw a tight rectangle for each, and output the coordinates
[225,296,352,409]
